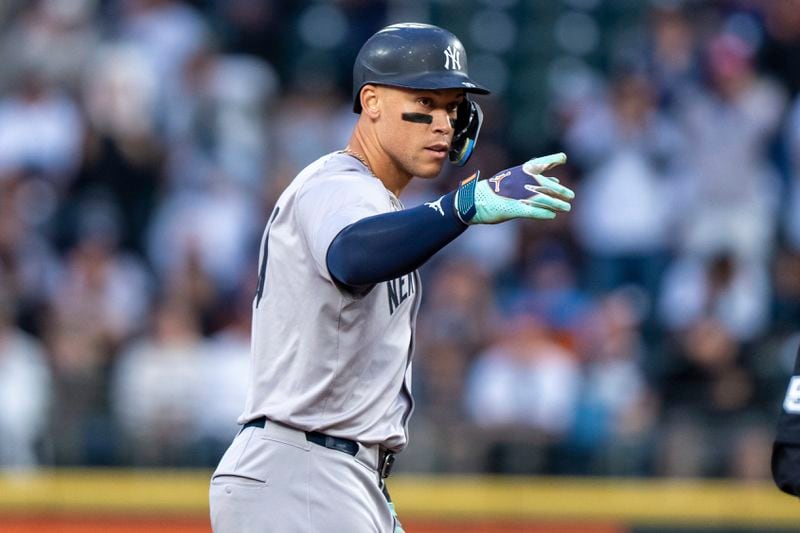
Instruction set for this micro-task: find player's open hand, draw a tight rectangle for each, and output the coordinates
[455,152,574,224]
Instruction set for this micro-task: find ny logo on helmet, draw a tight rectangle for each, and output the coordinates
[444,45,461,70]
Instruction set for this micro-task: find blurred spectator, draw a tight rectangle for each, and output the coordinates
[193,291,253,463]
[117,0,210,101]
[784,93,800,251]
[273,88,355,172]
[165,48,279,190]
[77,43,163,252]
[417,259,494,358]
[465,315,580,436]
[416,341,469,426]
[758,0,800,96]
[675,31,787,262]
[645,4,699,109]
[772,248,800,330]
[568,290,656,475]
[566,68,682,300]
[214,0,287,64]
[464,315,581,473]
[411,259,495,473]
[0,0,98,92]
[111,297,207,465]
[0,178,61,332]
[506,242,592,335]
[0,288,51,467]
[83,43,159,142]
[659,251,770,342]
[146,180,259,294]
[45,315,110,464]
[445,222,521,279]
[45,221,151,464]
[51,218,152,348]
[0,70,83,182]
[655,318,765,477]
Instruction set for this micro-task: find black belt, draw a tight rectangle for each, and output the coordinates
[242,417,396,478]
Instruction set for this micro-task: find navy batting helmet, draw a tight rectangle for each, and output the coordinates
[353,23,490,166]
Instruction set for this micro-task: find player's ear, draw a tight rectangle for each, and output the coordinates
[360,84,381,118]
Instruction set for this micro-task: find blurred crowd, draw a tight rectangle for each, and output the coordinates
[0,0,799,481]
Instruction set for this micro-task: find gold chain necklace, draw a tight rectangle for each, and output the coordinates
[341,146,377,178]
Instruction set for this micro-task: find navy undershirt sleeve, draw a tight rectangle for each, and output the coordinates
[326,190,467,291]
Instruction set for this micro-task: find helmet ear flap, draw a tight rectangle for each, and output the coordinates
[449,99,483,166]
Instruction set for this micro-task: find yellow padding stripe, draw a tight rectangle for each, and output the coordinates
[1,470,800,526]
[0,469,209,515]
[388,476,800,526]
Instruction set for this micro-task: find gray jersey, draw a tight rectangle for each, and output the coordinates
[239,152,421,451]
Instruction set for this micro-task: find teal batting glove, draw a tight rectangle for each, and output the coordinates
[454,152,574,225]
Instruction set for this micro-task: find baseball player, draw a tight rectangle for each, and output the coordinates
[773,340,800,496]
[209,22,574,532]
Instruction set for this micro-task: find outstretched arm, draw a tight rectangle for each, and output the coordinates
[327,153,574,292]
[326,191,465,291]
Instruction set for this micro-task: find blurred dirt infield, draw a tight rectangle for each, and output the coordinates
[4,517,800,533]
[0,516,623,533]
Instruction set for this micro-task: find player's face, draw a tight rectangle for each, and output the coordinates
[376,87,464,179]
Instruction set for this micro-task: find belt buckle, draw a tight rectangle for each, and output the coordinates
[379,452,395,479]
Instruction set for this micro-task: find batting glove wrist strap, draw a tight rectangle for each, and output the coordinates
[455,152,574,225]
[454,172,479,223]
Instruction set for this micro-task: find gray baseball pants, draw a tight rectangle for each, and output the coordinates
[209,420,397,532]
